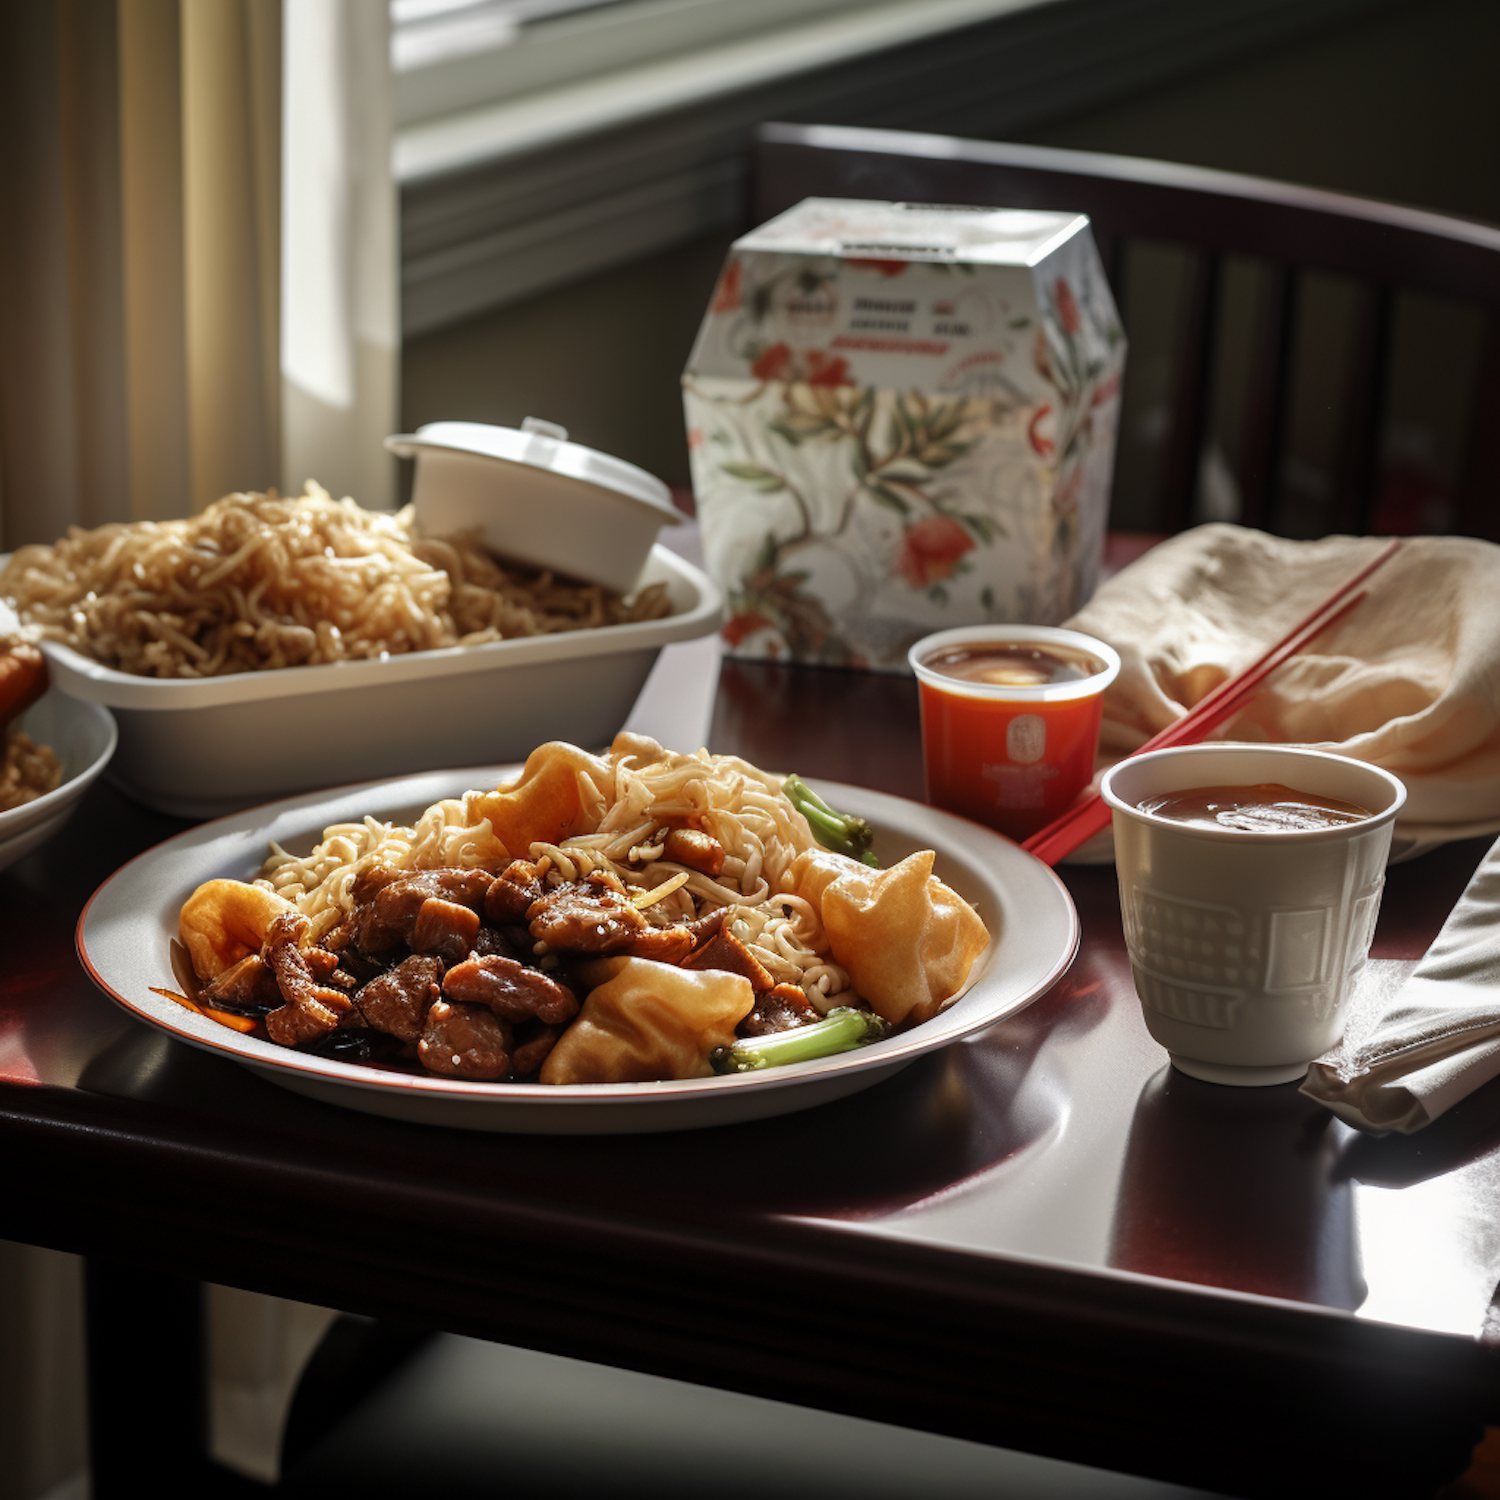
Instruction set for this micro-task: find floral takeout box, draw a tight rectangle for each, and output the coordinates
[682,198,1125,670]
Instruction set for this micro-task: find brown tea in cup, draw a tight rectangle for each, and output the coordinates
[1137,782,1373,834]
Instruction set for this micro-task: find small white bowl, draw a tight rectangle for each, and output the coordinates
[0,693,117,873]
[37,544,720,819]
[386,418,680,595]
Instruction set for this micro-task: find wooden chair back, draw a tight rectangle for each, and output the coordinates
[750,122,1500,540]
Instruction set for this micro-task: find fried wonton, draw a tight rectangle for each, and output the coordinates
[538,956,754,1084]
[788,848,989,1026]
[179,878,300,981]
[471,742,615,858]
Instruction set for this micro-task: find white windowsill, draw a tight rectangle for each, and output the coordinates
[395,0,1050,184]
[394,0,1400,336]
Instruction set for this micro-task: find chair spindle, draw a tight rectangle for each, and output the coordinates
[1330,281,1392,534]
[1159,251,1221,534]
[1237,264,1297,532]
[1456,314,1500,542]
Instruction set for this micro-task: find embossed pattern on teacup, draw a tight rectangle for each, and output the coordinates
[1122,888,1258,984]
[1122,888,1253,1029]
[1123,877,1387,1032]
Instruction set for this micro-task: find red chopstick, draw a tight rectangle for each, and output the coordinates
[1020,537,1404,867]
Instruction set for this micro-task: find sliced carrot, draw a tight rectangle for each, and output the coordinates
[153,985,203,1014]
[202,1006,258,1034]
[151,986,258,1033]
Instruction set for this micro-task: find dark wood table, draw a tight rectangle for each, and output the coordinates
[3,654,1498,1499]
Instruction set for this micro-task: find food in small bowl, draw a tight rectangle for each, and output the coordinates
[1,640,57,812]
[0,638,117,874]
[1101,743,1406,1087]
[170,735,989,1086]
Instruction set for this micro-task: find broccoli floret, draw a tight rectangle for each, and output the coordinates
[782,775,880,867]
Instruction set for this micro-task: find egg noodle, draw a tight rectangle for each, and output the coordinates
[0,730,59,813]
[0,486,671,679]
[260,741,853,1006]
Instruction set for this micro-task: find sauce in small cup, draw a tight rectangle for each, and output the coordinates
[909,625,1120,841]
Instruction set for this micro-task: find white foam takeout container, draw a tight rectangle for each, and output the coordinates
[386,418,681,596]
[36,544,721,819]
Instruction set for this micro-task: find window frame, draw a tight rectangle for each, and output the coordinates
[392,0,1399,339]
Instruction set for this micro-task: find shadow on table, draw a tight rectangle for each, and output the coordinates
[1331,1075,1500,1189]
[1109,1065,1366,1310]
[74,976,1110,1222]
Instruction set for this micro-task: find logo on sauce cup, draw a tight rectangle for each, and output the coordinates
[909,625,1120,841]
[1007,714,1046,764]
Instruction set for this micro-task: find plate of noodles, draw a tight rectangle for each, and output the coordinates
[77,738,1078,1133]
[1,489,719,817]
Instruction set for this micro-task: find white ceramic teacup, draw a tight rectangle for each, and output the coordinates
[1100,745,1407,1087]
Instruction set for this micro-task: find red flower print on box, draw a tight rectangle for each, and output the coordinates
[721,610,773,647]
[751,342,794,381]
[804,350,851,387]
[1033,328,1052,384]
[1028,403,1056,458]
[749,344,851,387]
[1090,372,1121,407]
[1055,277,1081,335]
[712,259,743,314]
[898,515,975,588]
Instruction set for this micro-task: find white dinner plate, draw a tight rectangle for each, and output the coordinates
[77,769,1079,1133]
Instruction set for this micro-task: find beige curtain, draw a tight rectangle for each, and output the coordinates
[0,3,393,1492]
[0,0,396,553]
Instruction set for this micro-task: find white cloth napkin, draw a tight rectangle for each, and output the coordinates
[1301,833,1500,1133]
[1063,524,1500,852]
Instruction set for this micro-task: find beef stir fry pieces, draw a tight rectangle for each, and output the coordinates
[442,954,578,1025]
[525,870,649,953]
[419,1000,512,1079]
[264,912,355,1046]
[743,983,821,1038]
[356,955,443,1043]
[227,859,829,1081]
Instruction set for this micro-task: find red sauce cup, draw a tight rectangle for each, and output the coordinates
[909,624,1121,841]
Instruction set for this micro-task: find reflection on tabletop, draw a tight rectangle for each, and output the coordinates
[3,735,1500,1347]
[1110,1066,1364,1310]
[68,971,1094,1222]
